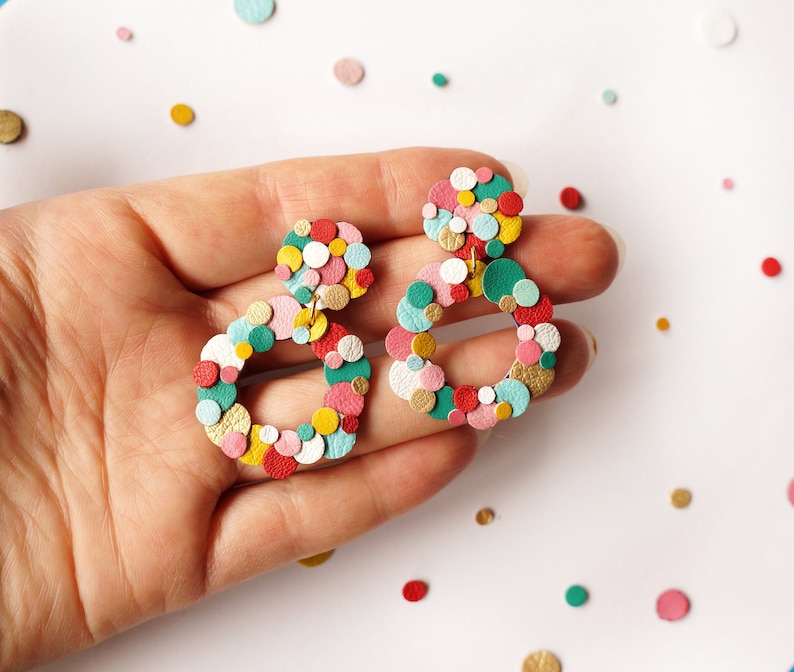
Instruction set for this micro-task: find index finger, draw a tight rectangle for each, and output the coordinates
[115,148,508,291]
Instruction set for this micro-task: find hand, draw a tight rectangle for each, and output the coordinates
[0,148,619,670]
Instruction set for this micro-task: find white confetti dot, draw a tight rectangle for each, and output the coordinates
[259,424,279,444]
[439,257,469,285]
[294,433,326,464]
[449,167,477,191]
[449,216,468,233]
[478,386,496,405]
[303,241,331,269]
[337,334,364,362]
[700,9,737,47]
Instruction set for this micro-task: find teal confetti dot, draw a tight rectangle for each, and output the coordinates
[485,239,504,258]
[294,286,313,304]
[472,174,513,201]
[494,379,530,417]
[325,357,371,386]
[197,380,237,412]
[323,425,356,459]
[297,423,315,441]
[482,258,527,304]
[406,281,434,309]
[292,326,310,344]
[234,0,275,23]
[248,325,275,352]
[428,385,455,421]
[540,351,557,370]
[472,213,499,241]
[423,209,452,241]
[513,279,540,307]
[282,231,311,250]
[602,89,617,105]
[432,72,448,87]
[397,296,433,333]
[227,316,253,345]
[565,585,588,607]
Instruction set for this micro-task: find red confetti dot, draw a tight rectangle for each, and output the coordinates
[193,360,220,388]
[450,284,470,303]
[559,186,581,210]
[310,218,337,244]
[341,414,359,434]
[355,268,375,287]
[402,580,428,602]
[514,295,554,326]
[453,234,487,261]
[264,449,298,479]
[497,191,524,217]
[311,322,349,359]
[656,589,690,622]
[453,385,479,413]
[761,257,782,277]
[220,366,239,384]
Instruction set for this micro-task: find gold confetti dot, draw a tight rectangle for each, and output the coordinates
[298,549,335,567]
[328,238,347,256]
[475,508,495,525]
[351,376,369,396]
[457,190,476,206]
[439,226,465,252]
[0,110,23,144]
[235,342,253,359]
[510,361,555,397]
[424,303,443,322]
[205,403,251,446]
[170,103,195,126]
[523,650,562,672]
[670,488,692,509]
[656,317,670,331]
[480,197,498,214]
[494,401,513,420]
[499,295,517,313]
[324,283,351,311]
[411,332,436,359]
[246,300,273,326]
[409,388,436,414]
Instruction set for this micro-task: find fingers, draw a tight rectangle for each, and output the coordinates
[229,319,591,485]
[203,424,478,593]
[117,148,508,291]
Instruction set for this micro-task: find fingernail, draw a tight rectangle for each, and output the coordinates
[476,428,493,448]
[578,325,598,370]
[499,160,528,198]
[602,225,626,277]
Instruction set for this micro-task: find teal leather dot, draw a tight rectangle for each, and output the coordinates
[428,385,455,420]
[406,354,424,371]
[294,286,313,304]
[284,262,310,295]
[325,357,371,386]
[432,72,448,87]
[197,380,237,412]
[540,351,557,370]
[566,585,588,606]
[248,325,275,352]
[227,316,253,345]
[424,209,452,241]
[397,296,433,333]
[472,174,512,201]
[494,379,530,417]
[234,0,275,23]
[513,279,540,307]
[472,213,499,241]
[297,423,315,441]
[482,258,527,304]
[293,326,310,344]
[323,425,356,459]
[282,231,311,250]
[485,239,504,258]
[406,281,434,309]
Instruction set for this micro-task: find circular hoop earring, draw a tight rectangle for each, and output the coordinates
[386,167,559,429]
[193,219,374,479]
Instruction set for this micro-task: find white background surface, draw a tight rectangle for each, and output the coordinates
[3,1,794,670]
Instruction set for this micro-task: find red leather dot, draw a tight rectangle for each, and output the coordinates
[310,218,337,244]
[453,385,479,413]
[497,191,523,216]
[762,257,782,277]
[514,295,553,326]
[341,414,359,434]
[559,187,581,210]
[450,284,470,303]
[193,360,220,388]
[402,580,428,602]
[453,234,487,261]
[355,268,375,287]
[311,322,349,359]
[263,449,298,479]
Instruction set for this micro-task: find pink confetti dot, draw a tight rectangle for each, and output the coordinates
[275,430,301,457]
[517,324,535,342]
[447,409,466,426]
[787,478,794,506]
[422,202,438,219]
[516,340,541,366]
[656,589,690,621]
[302,268,321,286]
[722,177,734,190]
[274,264,292,281]
[221,432,247,459]
[418,364,445,392]
[333,58,365,86]
[116,26,133,41]
[325,351,344,369]
[475,167,494,183]
[220,366,239,384]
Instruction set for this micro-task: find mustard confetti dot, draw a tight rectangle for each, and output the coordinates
[411,332,436,359]
[170,103,195,126]
[312,407,340,435]
[657,317,670,331]
[475,508,495,525]
[298,549,335,567]
[523,650,561,672]
[670,488,692,509]
[238,423,270,466]
[494,401,513,420]
[0,110,24,144]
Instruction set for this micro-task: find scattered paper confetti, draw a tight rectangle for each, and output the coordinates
[700,9,737,47]
[670,488,692,509]
[297,550,335,567]
[333,58,364,86]
[234,0,275,23]
[170,104,195,126]
[432,72,448,87]
[116,26,132,41]
[602,89,617,105]
[402,580,428,602]
[475,508,495,525]
[656,589,690,621]
[761,257,782,277]
[522,650,562,672]
[565,584,588,607]
[559,186,581,210]
[0,110,23,144]
[656,317,670,331]
[722,177,734,190]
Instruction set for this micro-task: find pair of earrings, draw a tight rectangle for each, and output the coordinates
[192,167,560,479]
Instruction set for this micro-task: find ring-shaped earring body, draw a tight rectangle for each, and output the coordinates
[193,219,373,479]
[387,167,559,428]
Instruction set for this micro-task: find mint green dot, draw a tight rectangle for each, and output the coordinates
[234,0,275,24]
[540,351,556,370]
[249,325,275,352]
[297,423,315,441]
[602,89,617,105]
[432,72,448,87]
[485,239,504,258]
[565,585,588,607]
[513,279,540,307]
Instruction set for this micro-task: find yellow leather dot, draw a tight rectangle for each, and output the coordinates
[457,190,476,206]
[328,238,347,256]
[411,332,436,359]
[312,407,340,435]
[494,212,523,244]
[238,424,271,466]
[276,245,303,272]
[298,550,335,567]
[235,342,253,359]
[494,401,513,420]
[340,267,367,298]
[465,260,486,297]
[294,308,329,341]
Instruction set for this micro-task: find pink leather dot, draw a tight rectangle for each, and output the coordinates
[221,432,247,458]
[220,366,239,384]
[418,364,445,392]
[516,340,541,366]
[274,264,292,280]
[325,351,344,369]
[422,202,438,219]
[275,430,301,457]
[302,269,321,286]
[447,409,466,426]
[475,167,493,183]
[656,589,690,622]
[466,402,499,430]
[385,326,415,361]
[517,324,535,342]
